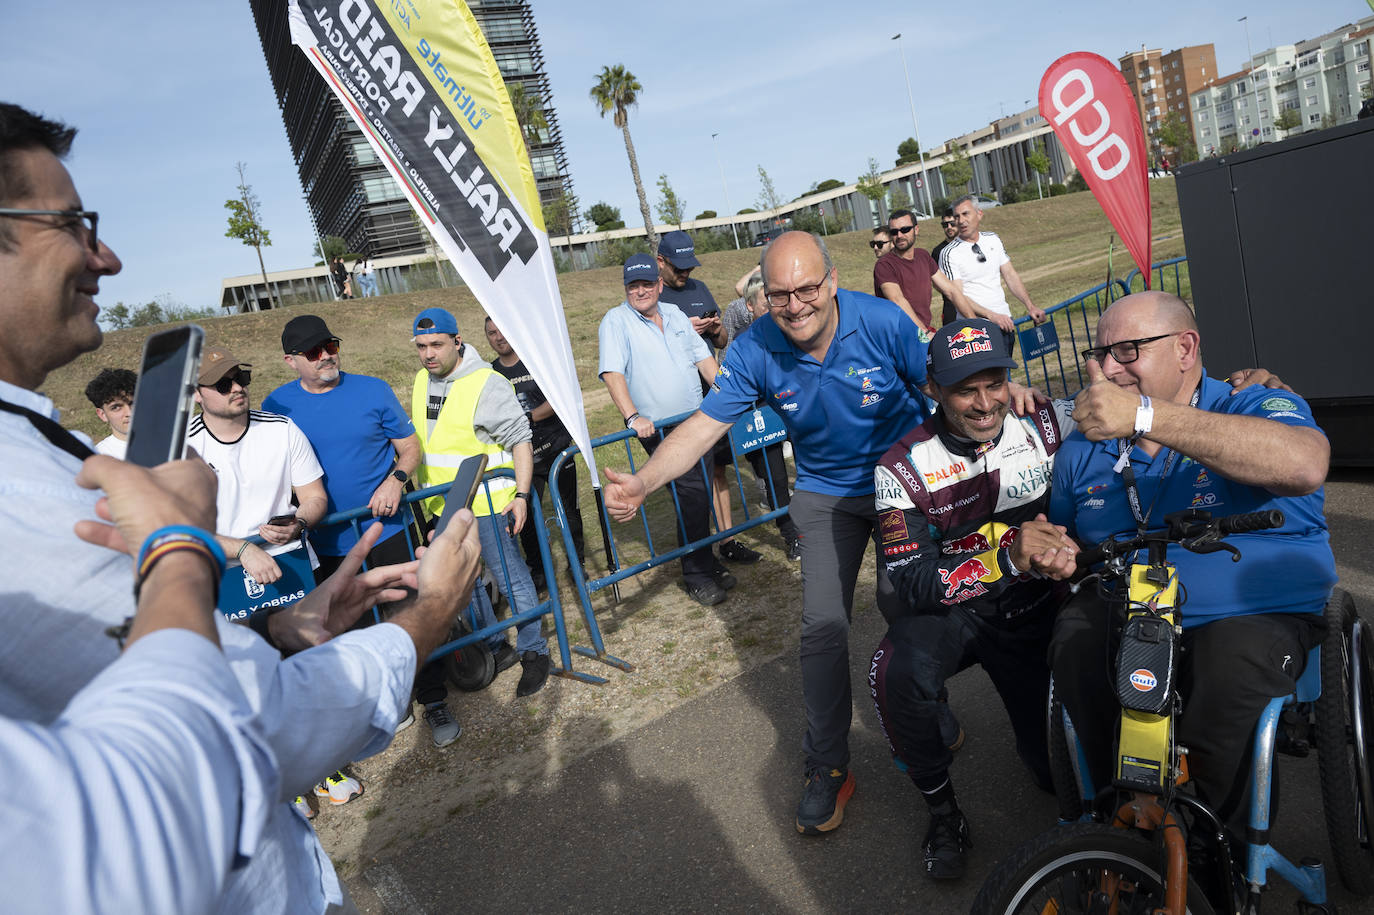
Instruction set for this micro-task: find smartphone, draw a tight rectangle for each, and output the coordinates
[267,513,298,526]
[125,325,204,468]
[701,309,720,319]
[433,454,489,538]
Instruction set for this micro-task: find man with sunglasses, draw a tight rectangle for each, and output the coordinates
[938,196,1045,332]
[930,208,960,326]
[1039,291,1334,839]
[870,227,892,259]
[874,209,978,339]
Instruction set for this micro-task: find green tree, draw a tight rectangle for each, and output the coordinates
[736,207,758,215]
[1363,83,1373,100]
[756,165,783,212]
[812,178,844,193]
[655,173,686,227]
[585,201,624,231]
[223,162,279,311]
[896,137,921,166]
[1273,108,1301,137]
[940,145,973,195]
[695,209,717,219]
[103,302,131,330]
[542,193,574,239]
[889,187,912,211]
[856,157,886,203]
[1156,112,1197,163]
[590,65,656,249]
[1067,170,1090,193]
[312,234,347,266]
[1025,139,1051,199]
[508,83,548,149]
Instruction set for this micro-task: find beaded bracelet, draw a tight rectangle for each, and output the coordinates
[134,526,227,599]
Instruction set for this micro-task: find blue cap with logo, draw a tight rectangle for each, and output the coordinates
[623,253,658,286]
[413,307,459,337]
[926,318,1017,385]
[657,230,700,269]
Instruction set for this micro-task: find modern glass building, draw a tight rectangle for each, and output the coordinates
[249,0,575,258]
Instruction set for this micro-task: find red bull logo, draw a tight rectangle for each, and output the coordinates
[939,557,991,597]
[945,531,991,553]
[947,325,994,360]
[947,326,989,345]
[1129,669,1157,692]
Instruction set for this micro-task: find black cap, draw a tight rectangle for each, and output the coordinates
[281,315,337,354]
[926,318,1017,385]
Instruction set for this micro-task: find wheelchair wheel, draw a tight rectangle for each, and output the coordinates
[443,618,496,692]
[1315,587,1374,896]
[1047,678,1084,822]
[971,821,1215,914]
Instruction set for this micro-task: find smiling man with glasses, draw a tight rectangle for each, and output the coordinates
[938,195,1046,331]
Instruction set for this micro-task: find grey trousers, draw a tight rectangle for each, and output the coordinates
[790,489,904,770]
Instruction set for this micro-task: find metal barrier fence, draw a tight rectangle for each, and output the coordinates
[1014,256,1189,397]
[547,410,792,675]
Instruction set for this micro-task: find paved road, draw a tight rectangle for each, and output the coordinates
[351,469,1374,914]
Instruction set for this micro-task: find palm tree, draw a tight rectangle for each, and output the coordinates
[507,83,548,150]
[589,64,656,250]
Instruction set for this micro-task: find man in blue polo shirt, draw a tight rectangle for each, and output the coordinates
[599,253,733,607]
[602,231,936,836]
[1041,291,1335,833]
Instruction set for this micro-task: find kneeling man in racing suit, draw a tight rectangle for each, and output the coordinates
[868,318,1079,880]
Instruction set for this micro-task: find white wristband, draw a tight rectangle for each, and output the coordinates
[1134,395,1154,436]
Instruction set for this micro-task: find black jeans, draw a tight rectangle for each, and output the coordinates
[1051,588,1324,828]
[871,606,1054,792]
[520,453,585,578]
[642,428,717,587]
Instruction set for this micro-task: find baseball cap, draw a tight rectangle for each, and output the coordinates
[927,318,1017,386]
[281,315,338,354]
[198,346,251,385]
[413,307,459,337]
[656,230,700,269]
[623,254,658,286]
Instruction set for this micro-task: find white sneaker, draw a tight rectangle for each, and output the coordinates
[293,795,315,819]
[395,707,415,733]
[313,771,363,805]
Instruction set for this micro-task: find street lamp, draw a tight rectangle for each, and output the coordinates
[892,33,934,217]
[710,132,741,250]
[1240,16,1259,146]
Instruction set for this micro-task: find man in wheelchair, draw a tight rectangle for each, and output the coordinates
[1038,291,1336,838]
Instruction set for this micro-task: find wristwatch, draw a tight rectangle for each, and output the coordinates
[391,468,409,484]
[624,412,641,429]
[515,491,531,502]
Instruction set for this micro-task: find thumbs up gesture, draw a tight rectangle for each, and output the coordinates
[1072,357,1142,442]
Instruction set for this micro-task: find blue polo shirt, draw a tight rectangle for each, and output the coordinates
[597,300,712,424]
[1049,375,1335,628]
[701,289,928,497]
[262,372,416,556]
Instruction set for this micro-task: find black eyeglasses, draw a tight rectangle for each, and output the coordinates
[971,242,987,263]
[0,208,99,251]
[870,240,889,250]
[889,225,914,235]
[294,339,340,361]
[766,275,829,308]
[204,370,251,395]
[1081,333,1182,365]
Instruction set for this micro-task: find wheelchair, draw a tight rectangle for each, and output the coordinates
[973,509,1374,915]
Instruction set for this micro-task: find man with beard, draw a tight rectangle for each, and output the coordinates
[873,209,983,338]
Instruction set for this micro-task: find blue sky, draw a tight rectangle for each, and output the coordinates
[4,0,1366,315]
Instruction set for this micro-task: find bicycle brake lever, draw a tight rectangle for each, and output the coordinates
[1184,538,1242,561]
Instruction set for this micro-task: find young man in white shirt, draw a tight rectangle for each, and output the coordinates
[83,367,135,458]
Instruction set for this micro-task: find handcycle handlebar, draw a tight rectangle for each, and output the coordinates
[1074,509,1286,570]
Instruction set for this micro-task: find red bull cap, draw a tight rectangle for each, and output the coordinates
[927,318,1017,386]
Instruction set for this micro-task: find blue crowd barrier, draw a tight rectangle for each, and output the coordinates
[546,410,793,675]
[1121,256,1189,298]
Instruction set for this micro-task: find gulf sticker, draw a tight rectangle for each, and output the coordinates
[1129,669,1157,692]
[879,509,909,544]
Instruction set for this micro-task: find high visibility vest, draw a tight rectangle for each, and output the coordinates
[412,368,516,518]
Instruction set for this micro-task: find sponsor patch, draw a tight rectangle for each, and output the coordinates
[1082,497,1105,510]
[716,365,731,378]
[1087,483,1108,494]
[923,460,968,487]
[1190,492,1218,507]
[1266,411,1303,419]
[773,389,796,400]
[939,557,993,598]
[861,377,874,391]
[846,365,880,376]
[861,392,883,408]
[879,509,909,543]
[1260,396,1298,412]
[883,542,920,556]
[1130,669,1158,692]
[782,402,798,412]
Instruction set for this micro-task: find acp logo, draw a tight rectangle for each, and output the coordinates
[1048,69,1132,180]
[243,573,266,600]
[1129,668,1157,692]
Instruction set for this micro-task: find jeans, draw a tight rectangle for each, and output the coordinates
[356,273,378,297]
[642,430,717,587]
[478,512,547,655]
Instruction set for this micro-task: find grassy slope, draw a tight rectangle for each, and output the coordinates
[47,180,1185,441]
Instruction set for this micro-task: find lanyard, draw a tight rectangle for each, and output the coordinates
[0,397,94,463]
[1114,384,1201,532]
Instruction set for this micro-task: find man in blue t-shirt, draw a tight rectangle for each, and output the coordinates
[1038,291,1335,831]
[603,231,938,836]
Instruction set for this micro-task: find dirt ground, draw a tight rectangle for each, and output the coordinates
[307,510,849,882]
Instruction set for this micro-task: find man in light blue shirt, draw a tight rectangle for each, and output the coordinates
[598,254,735,606]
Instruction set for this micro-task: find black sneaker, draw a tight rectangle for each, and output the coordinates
[493,641,519,674]
[796,766,855,835]
[784,535,802,562]
[684,578,727,606]
[516,650,551,697]
[709,566,738,590]
[922,808,972,879]
[719,539,762,564]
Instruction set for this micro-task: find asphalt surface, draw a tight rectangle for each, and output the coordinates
[351,469,1374,914]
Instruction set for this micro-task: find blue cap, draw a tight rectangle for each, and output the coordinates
[623,254,658,286]
[657,230,700,269]
[413,307,459,336]
[926,318,1017,385]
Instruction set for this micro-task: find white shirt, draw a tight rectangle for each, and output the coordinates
[93,434,126,459]
[187,411,323,559]
[0,379,416,915]
[939,231,1013,316]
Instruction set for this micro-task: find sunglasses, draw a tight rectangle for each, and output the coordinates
[204,370,251,395]
[870,240,889,250]
[971,242,987,263]
[294,339,340,361]
[941,221,957,228]
[889,225,915,235]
